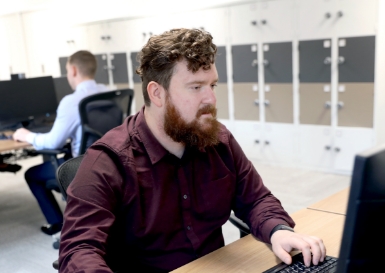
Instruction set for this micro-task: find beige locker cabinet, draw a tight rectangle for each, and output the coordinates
[337,83,374,128]
[299,84,332,126]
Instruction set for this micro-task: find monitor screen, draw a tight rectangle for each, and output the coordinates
[53,76,73,104]
[337,144,385,272]
[0,76,58,127]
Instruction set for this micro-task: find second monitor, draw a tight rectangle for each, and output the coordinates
[0,76,58,128]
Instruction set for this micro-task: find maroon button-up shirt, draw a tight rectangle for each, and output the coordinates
[59,107,294,273]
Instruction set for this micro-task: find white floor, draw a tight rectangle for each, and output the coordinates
[0,155,351,272]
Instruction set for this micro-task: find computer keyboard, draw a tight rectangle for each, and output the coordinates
[263,253,338,273]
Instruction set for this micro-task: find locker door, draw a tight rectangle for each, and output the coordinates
[130,51,143,114]
[337,36,375,128]
[110,52,129,88]
[299,39,332,125]
[263,42,293,123]
[215,46,229,120]
[94,54,109,85]
[232,44,259,121]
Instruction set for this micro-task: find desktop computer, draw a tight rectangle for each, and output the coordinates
[264,144,385,273]
[336,143,385,272]
[53,76,73,104]
[0,76,58,130]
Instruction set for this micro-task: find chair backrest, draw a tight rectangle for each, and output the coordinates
[78,89,134,155]
[56,155,84,200]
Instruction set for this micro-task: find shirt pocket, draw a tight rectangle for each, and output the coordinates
[201,174,235,219]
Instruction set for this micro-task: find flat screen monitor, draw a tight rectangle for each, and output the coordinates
[336,144,385,272]
[0,76,58,128]
[53,76,73,104]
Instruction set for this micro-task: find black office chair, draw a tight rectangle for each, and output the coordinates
[52,155,84,270]
[38,88,134,247]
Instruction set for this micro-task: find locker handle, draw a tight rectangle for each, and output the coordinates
[254,99,260,106]
[264,100,270,106]
[338,56,345,65]
[324,101,331,109]
[324,57,331,65]
[337,101,344,109]
[325,12,331,19]
[252,59,258,67]
[325,145,331,150]
[255,140,259,144]
[337,11,343,18]
[263,59,269,67]
[335,147,341,152]
[265,140,270,145]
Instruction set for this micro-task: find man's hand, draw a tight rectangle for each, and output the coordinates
[13,128,32,142]
[270,230,326,267]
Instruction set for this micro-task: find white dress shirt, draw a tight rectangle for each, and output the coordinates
[26,80,109,157]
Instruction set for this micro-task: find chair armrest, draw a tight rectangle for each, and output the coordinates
[228,213,250,235]
[36,148,69,155]
[52,259,59,270]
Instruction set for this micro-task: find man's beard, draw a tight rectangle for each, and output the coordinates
[163,96,220,149]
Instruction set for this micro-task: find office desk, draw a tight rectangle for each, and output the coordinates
[0,140,30,153]
[307,188,349,215]
[171,209,345,273]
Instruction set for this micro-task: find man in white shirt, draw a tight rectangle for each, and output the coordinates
[13,50,109,235]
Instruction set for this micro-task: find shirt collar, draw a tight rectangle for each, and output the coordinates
[74,79,97,93]
[136,106,169,165]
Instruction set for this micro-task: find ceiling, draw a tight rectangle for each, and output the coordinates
[0,0,258,23]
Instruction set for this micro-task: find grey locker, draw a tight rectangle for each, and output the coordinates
[94,54,109,84]
[232,44,258,83]
[215,46,228,119]
[130,52,142,84]
[111,52,129,84]
[131,52,144,113]
[216,46,227,83]
[338,36,375,83]
[59,57,68,76]
[299,39,332,83]
[263,42,293,123]
[263,42,292,83]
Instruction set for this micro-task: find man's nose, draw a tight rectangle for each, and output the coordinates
[204,86,217,105]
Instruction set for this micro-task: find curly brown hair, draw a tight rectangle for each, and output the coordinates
[136,28,217,106]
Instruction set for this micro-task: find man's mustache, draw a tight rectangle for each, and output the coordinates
[196,105,217,118]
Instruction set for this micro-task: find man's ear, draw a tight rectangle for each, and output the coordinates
[147,81,164,107]
[68,64,77,78]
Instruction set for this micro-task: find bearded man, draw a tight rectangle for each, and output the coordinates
[58,28,326,273]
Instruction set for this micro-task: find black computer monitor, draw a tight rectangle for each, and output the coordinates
[0,76,58,128]
[336,144,385,272]
[53,76,73,104]
[10,73,26,80]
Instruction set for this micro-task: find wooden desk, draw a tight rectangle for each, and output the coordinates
[0,140,30,153]
[307,188,350,215]
[171,209,345,273]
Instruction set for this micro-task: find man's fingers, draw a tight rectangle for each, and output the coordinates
[273,245,292,265]
[302,236,326,264]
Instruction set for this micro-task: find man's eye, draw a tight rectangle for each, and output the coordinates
[211,84,218,89]
[193,86,201,90]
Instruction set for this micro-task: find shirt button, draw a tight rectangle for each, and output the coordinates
[187,226,191,230]
[183,194,188,199]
